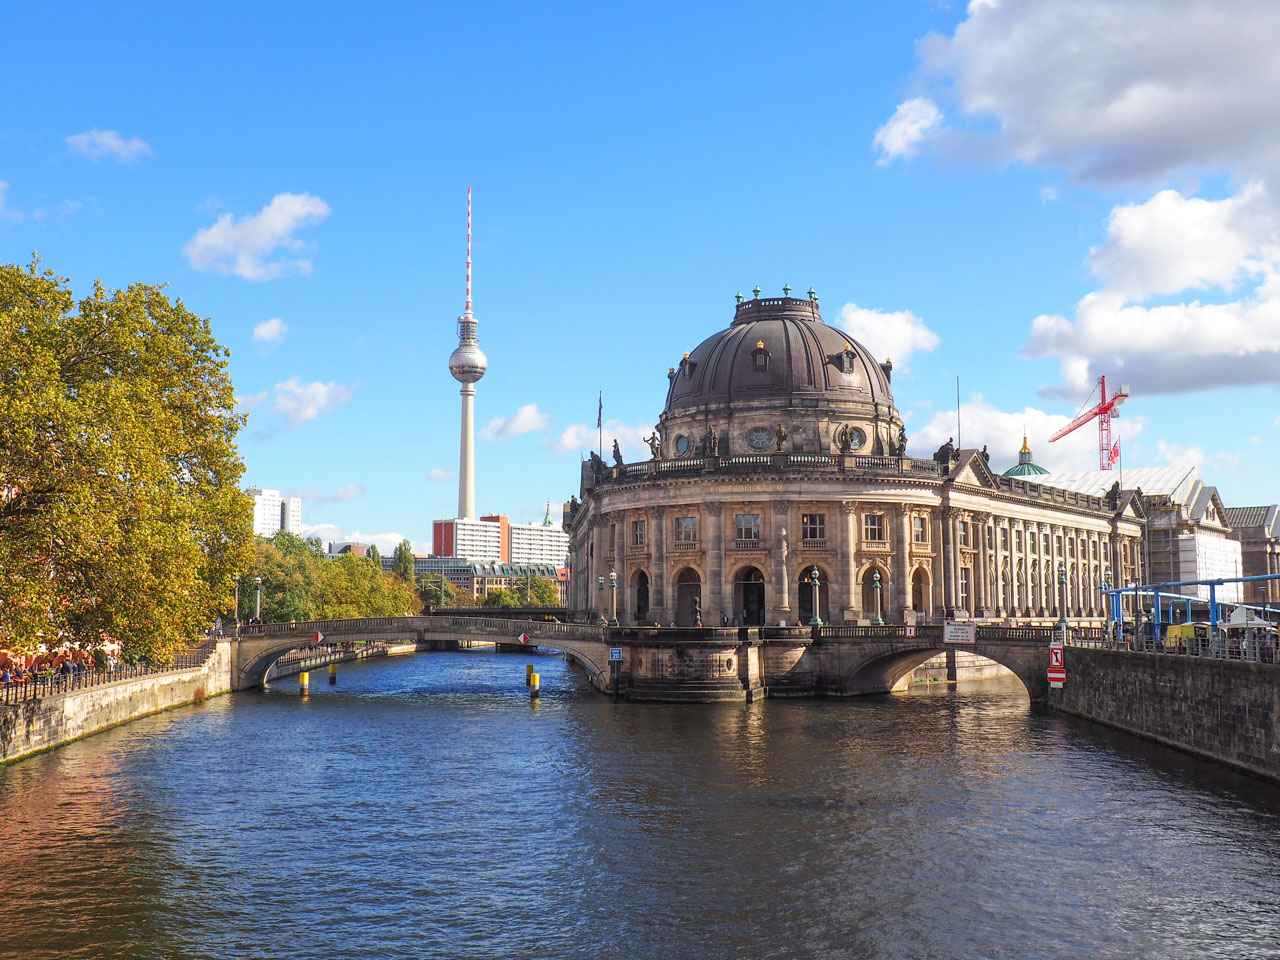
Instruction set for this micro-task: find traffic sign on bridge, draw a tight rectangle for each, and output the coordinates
[1048,643,1066,687]
[518,633,530,645]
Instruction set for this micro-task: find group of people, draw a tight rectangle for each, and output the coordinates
[0,654,102,684]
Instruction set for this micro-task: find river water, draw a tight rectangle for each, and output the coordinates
[3,649,1280,960]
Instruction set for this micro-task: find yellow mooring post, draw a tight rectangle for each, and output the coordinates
[530,672,540,699]
[329,662,337,685]
[299,671,310,696]
[525,663,533,685]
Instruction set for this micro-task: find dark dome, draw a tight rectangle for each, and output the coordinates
[663,296,894,416]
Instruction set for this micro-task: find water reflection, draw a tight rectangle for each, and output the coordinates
[2,651,1279,960]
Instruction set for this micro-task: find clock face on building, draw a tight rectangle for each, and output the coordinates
[745,426,774,450]
[674,434,690,455]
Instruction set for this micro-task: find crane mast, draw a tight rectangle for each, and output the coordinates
[1048,375,1130,470]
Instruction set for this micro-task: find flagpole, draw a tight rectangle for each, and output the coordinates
[597,390,603,458]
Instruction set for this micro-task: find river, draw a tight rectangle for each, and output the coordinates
[2,648,1279,960]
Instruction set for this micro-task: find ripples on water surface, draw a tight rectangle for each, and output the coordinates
[3,649,1280,960]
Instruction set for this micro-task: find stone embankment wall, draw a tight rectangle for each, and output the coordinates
[1048,648,1280,783]
[0,641,233,764]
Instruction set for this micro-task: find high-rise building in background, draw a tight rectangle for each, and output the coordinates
[432,510,569,565]
[447,187,487,520]
[247,487,303,538]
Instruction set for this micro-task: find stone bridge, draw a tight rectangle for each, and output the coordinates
[231,617,1068,702]
[231,616,611,691]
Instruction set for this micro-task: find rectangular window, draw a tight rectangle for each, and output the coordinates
[912,516,928,543]
[1043,534,1051,554]
[987,526,994,549]
[958,521,969,547]
[675,516,697,542]
[1015,530,1023,551]
[632,519,646,546]
[802,513,826,541]
[1068,539,1075,558]
[1000,527,1009,551]
[1056,535,1063,555]
[864,514,885,542]
[735,514,761,541]
[959,567,971,611]
[1090,540,1097,560]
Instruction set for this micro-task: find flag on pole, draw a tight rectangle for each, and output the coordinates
[597,391,602,429]
[1109,440,1120,465]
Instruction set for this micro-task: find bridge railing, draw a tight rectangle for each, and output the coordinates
[1,640,219,708]
[1068,630,1278,663]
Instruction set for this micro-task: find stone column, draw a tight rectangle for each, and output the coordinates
[953,513,966,615]
[707,502,724,623]
[592,520,608,619]
[976,513,991,618]
[651,507,666,621]
[841,500,858,621]
[894,505,911,620]
[772,500,791,620]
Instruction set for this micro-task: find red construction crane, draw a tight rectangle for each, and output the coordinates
[1048,375,1130,470]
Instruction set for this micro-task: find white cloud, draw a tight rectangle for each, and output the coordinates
[253,317,288,349]
[872,97,942,165]
[909,395,1146,475]
[836,302,940,371]
[235,389,269,412]
[1039,186,1058,204]
[272,376,356,425]
[546,419,655,459]
[0,182,19,222]
[323,483,364,502]
[184,192,330,281]
[481,403,549,439]
[425,469,454,483]
[66,129,151,163]
[1155,440,1240,475]
[1024,185,1280,396]
[907,1,1280,184]
[300,523,427,557]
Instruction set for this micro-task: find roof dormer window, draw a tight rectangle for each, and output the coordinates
[751,340,770,372]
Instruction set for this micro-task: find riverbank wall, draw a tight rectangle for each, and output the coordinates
[265,642,422,682]
[0,641,233,764]
[1047,647,1280,784]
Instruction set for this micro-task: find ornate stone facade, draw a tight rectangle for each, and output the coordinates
[564,294,1146,626]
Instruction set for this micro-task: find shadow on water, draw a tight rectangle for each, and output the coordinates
[2,652,1279,960]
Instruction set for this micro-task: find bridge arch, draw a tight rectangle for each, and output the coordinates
[822,640,1046,701]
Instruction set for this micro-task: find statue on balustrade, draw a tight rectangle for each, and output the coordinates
[611,439,624,467]
[933,437,956,465]
[774,423,789,452]
[644,430,662,460]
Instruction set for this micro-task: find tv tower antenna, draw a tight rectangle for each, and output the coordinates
[448,187,487,518]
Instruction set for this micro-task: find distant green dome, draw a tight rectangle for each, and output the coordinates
[1003,435,1050,477]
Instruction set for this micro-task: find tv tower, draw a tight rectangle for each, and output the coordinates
[448,187,487,519]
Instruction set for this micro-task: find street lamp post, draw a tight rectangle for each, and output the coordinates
[808,566,823,627]
[254,575,263,623]
[1056,562,1068,644]
[609,569,618,624]
[872,569,884,625]
[597,574,605,622]
[234,577,241,634]
[1102,567,1112,644]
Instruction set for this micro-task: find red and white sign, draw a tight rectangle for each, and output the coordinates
[905,625,917,638]
[1048,644,1066,687]
[518,632,530,645]
[314,631,325,643]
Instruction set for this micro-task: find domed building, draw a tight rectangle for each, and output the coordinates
[564,290,1147,627]
[1003,435,1051,479]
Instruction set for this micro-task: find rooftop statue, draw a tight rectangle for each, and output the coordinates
[933,437,956,464]
[644,431,661,460]
[775,424,788,453]
[611,439,624,467]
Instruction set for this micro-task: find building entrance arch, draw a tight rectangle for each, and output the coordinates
[797,566,830,624]
[733,566,766,626]
[633,570,650,624]
[861,565,888,620]
[675,567,703,626]
[912,567,932,615]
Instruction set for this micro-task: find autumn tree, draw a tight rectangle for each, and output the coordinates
[315,554,419,619]
[416,572,456,608]
[0,261,252,662]
[391,538,414,583]
[366,543,381,567]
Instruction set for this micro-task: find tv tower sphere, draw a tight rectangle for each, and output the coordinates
[449,334,487,383]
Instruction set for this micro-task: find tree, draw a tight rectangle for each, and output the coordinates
[315,554,419,619]
[367,543,381,567]
[526,574,559,607]
[417,572,456,608]
[242,533,327,623]
[0,262,252,662]
[479,588,523,608]
[392,538,414,583]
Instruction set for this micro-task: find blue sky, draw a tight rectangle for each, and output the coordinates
[4,1,1279,552]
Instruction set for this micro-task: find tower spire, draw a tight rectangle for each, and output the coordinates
[448,186,487,520]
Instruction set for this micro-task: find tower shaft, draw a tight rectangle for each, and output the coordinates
[459,383,476,519]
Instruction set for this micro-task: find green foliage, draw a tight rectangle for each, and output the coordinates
[367,543,381,566]
[0,261,252,662]
[478,588,524,608]
[391,538,414,583]
[526,575,559,607]
[241,532,421,622]
[416,572,456,608]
